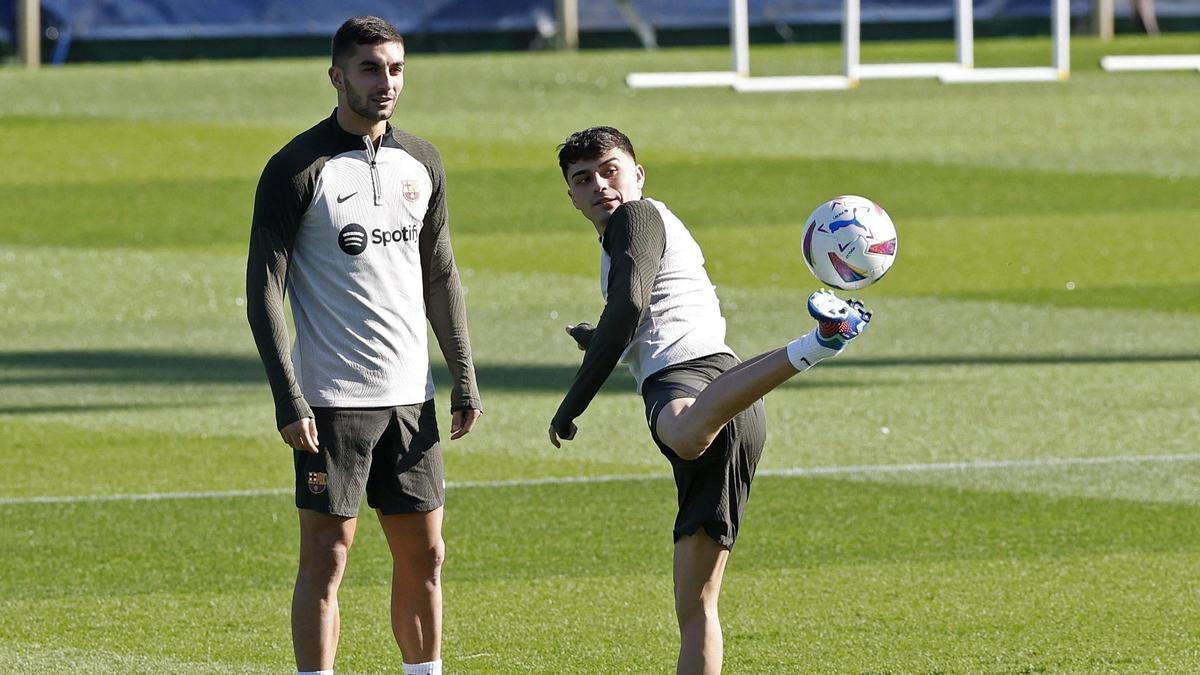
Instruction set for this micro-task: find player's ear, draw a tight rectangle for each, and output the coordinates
[328,66,345,92]
[635,164,646,189]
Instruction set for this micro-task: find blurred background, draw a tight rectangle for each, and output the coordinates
[4,0,1198,64]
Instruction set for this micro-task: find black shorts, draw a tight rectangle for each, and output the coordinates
[642,352,767,550]
[294,399,445,518]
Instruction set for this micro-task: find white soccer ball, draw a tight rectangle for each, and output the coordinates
[801,195,898,291]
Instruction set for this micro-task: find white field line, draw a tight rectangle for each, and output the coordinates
[3,453,1199,506]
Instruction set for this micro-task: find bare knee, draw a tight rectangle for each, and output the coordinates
[674,589,719,628]
[671,437,712,461]
[657,407,717,461]
[661,423,717,461]
[299,537,351,590]
[397,538,445,582]
[426,538,446,578]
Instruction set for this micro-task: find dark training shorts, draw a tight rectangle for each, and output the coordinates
[642,352,767,550]
[294,399,445,518]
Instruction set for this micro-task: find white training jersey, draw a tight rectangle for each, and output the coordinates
[600,199,731,389]
[247,113,480,428]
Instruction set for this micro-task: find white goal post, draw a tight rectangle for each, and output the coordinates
[625,0,1071,91]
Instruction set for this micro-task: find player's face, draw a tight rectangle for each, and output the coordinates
[330,41,405,124]
[565,148,646,229]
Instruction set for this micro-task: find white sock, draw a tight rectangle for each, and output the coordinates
[785,330,842,372]
[298,671,333,675]
[402,660,442,675]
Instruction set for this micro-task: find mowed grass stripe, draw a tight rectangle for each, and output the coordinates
[4,475,1199,596]
[2,37,1198,179]
[3,116,1197,242]
[3,124,1196,312]
[2,477,1198,671]
[4,452,1200,506]
[5,550,1198,673]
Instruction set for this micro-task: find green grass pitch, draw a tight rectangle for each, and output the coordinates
[1,33,1199,672]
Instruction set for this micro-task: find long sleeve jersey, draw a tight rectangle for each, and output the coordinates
[247,112,480,429]
[551,198,731,436]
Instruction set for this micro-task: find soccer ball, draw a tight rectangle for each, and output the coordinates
[801,195,898,291]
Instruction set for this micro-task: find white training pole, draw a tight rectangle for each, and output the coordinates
[18,0,40,68]
[956,0,974,68]
[732,0,750,77]
[843,0,860,83]
[1095,0,1114,40]
[555,0,579,50]
[1053,0,1069,77]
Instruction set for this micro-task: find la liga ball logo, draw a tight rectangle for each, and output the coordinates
[338,223,368,256]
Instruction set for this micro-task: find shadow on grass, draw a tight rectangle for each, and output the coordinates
[0,402,195,415]
[0,350,1196,391]
[0,350,590,391]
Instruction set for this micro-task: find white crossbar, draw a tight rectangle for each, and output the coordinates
[1100,55,1200,72]
[940,66,1066,83]
[732,75,855,92]
[857,62,967,79]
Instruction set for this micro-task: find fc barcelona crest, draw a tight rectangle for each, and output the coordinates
[402,180,421,202]
[308,471,327,495]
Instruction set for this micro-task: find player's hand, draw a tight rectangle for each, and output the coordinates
[280,417,320,454]
[450,408,482,440]
[548,421,577,448]
[565,323,595,351]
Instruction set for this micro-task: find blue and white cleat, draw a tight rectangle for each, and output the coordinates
[807,289,871,350]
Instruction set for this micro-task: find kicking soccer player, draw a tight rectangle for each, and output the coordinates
[548,126,870,674]
[247,16,481,675]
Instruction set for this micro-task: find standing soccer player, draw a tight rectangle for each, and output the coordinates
[548,126,871,674]
[247,16,481,675]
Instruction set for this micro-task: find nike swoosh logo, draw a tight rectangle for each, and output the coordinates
[336,192,357,204]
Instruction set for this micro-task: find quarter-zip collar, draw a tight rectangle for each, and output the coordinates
[325,111,390,206]
[362,132,383,206]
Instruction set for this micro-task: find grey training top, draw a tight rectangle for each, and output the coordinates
[551,199,731,437]
[247,112,480,429]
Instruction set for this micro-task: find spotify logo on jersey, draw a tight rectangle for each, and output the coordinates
[338,223,368,256]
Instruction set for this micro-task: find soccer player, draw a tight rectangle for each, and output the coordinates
[548,126,870,674]
[246,16,481,675]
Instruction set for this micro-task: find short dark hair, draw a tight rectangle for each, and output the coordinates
[557,126,637,180]
[332,16,405,66]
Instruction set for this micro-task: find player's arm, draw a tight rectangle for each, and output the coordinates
[419,151,482,439]
[550,200,665,446]
[246,157,317,451]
